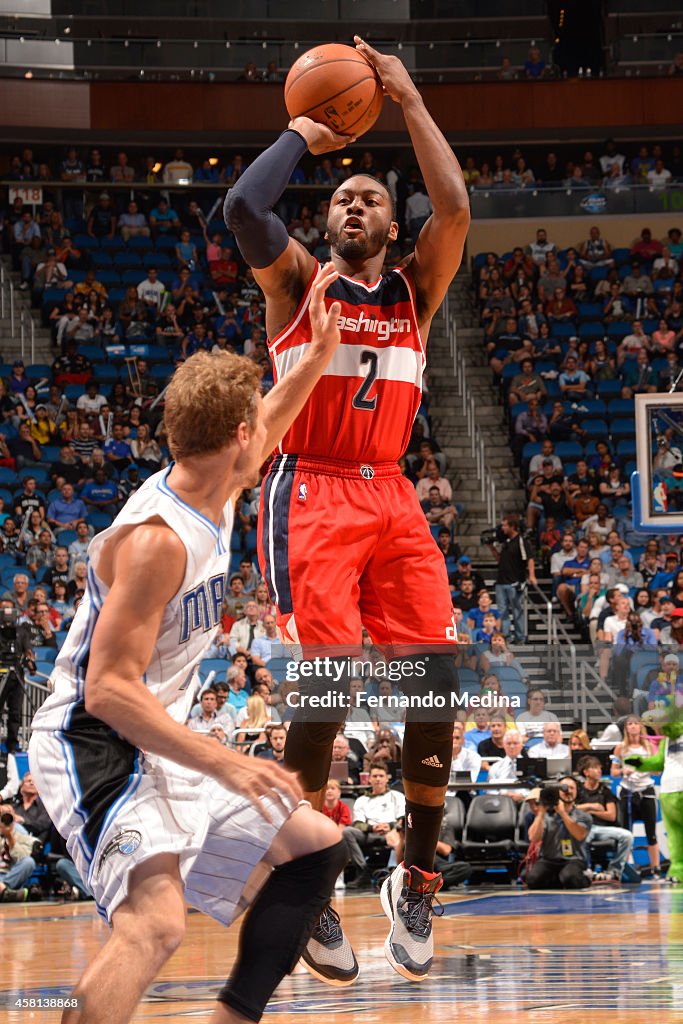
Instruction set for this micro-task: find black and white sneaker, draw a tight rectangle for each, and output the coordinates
[380,863,443,981]
[300,903,359,987]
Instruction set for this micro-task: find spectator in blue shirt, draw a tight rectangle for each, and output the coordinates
[524,46,547,80]
[149,198,180,238]
[559,355,592,400]
[80,468,120,519]
[226,664,249,714]
[46,483,87,534]
[556,538,591,618]
[103,424,132,474]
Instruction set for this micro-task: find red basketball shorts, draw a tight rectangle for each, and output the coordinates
[257,455,457,648]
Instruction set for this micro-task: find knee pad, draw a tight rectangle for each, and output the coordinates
[401,719,454,787]
[284,718,345,792]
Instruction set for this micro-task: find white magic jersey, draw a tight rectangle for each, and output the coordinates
[31,465,234,731]
[660,736,683,794]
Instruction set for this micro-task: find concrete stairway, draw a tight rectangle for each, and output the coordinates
[0,256,54,365]
[428,271,527,561]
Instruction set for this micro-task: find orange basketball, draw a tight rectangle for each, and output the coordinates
[284,43,384,138]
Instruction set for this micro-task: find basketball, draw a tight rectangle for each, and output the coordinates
[284,43,384,138]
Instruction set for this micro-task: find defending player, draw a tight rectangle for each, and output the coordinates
[29,266,348,1024]
[225,38,470,984]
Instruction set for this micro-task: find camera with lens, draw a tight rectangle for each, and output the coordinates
[480,525,505,546]
[539,783,570,811]
[0,810,14,827]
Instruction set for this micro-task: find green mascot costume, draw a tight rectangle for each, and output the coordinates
[626,698,683,883]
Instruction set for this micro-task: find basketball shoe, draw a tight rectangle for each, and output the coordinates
[380,863,443,980]
[300,903,359,986]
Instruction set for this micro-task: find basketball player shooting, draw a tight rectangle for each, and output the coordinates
[225,38,470,985]
[28,266,350,1024]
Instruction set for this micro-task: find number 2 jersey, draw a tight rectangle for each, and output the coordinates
[268,265,425,462]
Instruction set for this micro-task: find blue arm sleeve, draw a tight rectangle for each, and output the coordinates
[223,130,309,269]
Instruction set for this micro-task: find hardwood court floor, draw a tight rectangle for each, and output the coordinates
[3,883,683,1022]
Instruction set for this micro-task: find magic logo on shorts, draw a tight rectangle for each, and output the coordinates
[96,829,142,874]
[178,572,226,644]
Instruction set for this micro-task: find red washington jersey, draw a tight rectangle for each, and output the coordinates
[268,266,426,463]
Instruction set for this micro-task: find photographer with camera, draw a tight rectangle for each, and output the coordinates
[0,598,36,754]
[0,803,37,901]
[526,776,591,889]
[485,514,536,646]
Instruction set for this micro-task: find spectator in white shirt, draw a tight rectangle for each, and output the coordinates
[162,148,193,185]
[527,228,556,265]
[249,613,279,666]
[405,183,432,240]
[118,201,150,241]
[449,722,481,783]
[136,268,166,311]
[76,381,108,416]
[528,720,570,760]
[516,688,560,738]
[0,752,19,801]
[415,461,453,502]
[228,600,265,656]
[487,730,529,801]
[342,764,406,889]
[186,688,236,734]
[647,160,672,190]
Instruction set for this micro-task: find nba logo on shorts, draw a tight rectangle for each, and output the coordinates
[298,483,307,502]
[360,465,375,480]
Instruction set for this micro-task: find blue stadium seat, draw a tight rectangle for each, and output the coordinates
[577,302,603,322]
[158,271,175,288]
[144,344,169,364]
[144,252,171,268]
[69,270,87,283]
[642,318,659,335]
[589,266,609,282]
[97,270,121,288]
[554,441,584,461]
[578,323,604,341]
[616,439,637,461]
[199,658,229,681]
[55,630,69,648]
[606,322,631,340]
[41,287,67,307]
[100,237,125,252]
[0,488,13,505]
[122,270,144,286]
[521,441,542,463]
[575,399,606,417]
[509,402,528,422]
[57,530,77,547]
[155,235,179,250]
[472,252,490,271]
[549,322,576,339]
[612,248,631,266]
[91,251,113,268]
[150,363,175,381]
[114,252,142,270]
[63,383,86,401]
[611,419,636,440]
[109,288,126,304]
[77,344,106,363]
[0,468,18,487]
[34,646,57,664]
[18,467,49,484]
[127,236,154,251]
[73,234,96,249]
[606,398,635,419]
[40,445,61,463]
[581,419,609,439]
[25,363,52,381]
[595,380,622,398]
[457,668,481,697]
[87,511,113,531]
[96,365,120,383]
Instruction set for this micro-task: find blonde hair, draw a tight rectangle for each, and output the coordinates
[165,351,261,461]
[569,729,591,750]
[243,694,269,730]
[621,714,655,754]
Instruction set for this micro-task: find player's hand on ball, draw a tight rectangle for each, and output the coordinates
[288,117,354,155]
[309,262,342,358]
[354,36,418,103]
[224,754,303,823]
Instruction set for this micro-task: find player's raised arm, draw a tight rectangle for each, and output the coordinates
[223,121,351,314]
[355,36,470,324]
[260,262,341,461]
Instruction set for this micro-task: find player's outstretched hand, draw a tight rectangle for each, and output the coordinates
[354,35,418,104]
[309,262,342,360]
[288,116,355,155]
[221,752,303,823]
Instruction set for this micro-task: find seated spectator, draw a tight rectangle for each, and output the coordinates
[362,729,402,773]
[529,720,570,760]
[527,227,556,266]
[527,479,572,535]
[516,688,559,737]
[467,589,500,633]
[524,45,547,79]
[118,201,150,241]
[622,262,654,305]
[450,721,482,782]
[599,466,631,509]
[322,778,352,832]
[149,197,181,237]
[228,600,265,657]
[526,776,591,889]
[291,216,320,253]
[545,286,576,323]
[477,711,509,765]
[210,246,239,292]
[103,423,132,474]
[187,686,236,735]
[575,754,634,883]
[342,764,405,890]
[486,730,529,801]
[137,267,166,313]
[328,733,361,786]
[479,631,525,677]
[508,358,548,406]
[254,722,287,762]
[46,483,87,534]
[87,193,116,240]
[80,468,120,519]
[415,460,452,502]
[175,229,198,272]
[558,355,591,400]
[422,486,458,531]
[579,225,614,268]
[631,227,663,262]
[512,395,548,464]
[225,663,249,714]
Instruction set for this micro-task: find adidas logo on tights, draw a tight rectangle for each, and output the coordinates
[421,755,443,768]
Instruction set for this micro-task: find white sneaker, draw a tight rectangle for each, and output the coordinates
[380,863,443,981]
[334,872,346,890]
[300,904,359,987]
